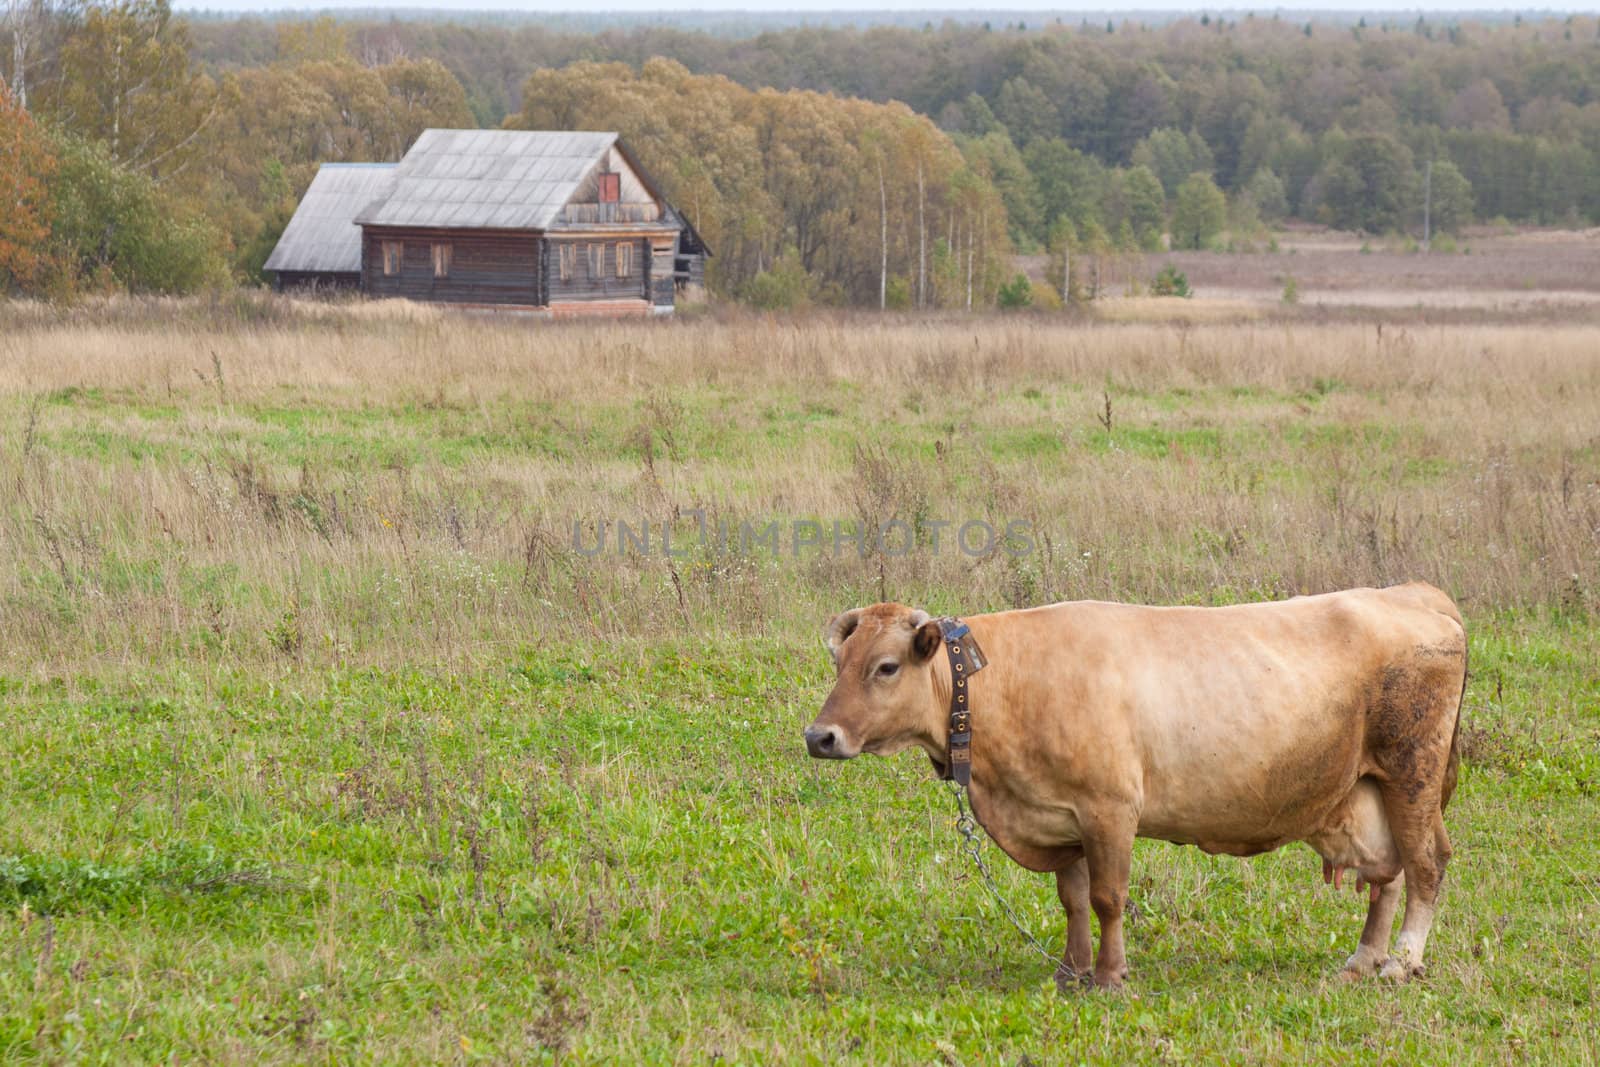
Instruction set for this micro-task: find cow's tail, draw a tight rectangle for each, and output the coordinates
[1441,629,1467,813]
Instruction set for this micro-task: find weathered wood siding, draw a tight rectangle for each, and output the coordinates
[545,238,649,304]
[651,237,677,307]
[362,229,540,306]
[561,202,663,225]
[354,226,684,312]
[567,147,655,206]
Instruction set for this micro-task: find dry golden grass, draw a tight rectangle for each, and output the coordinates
[2,302,1598,674]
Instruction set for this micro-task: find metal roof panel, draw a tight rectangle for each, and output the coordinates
[265,163,398,273]
[341,130,657,235]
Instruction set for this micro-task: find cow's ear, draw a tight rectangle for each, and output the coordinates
[826,608,865,656]
[911,618,942,663]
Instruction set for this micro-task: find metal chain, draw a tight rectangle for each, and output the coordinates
[944,782,1068,970]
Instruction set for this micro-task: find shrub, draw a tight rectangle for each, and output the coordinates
[48,136,229,296]
[997,272,1033,309]
[1029,280,1063,310]
[884,274,912,310]
[1149,264,1191,298]
[742,247,819,310]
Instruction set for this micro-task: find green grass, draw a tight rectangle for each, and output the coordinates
[2,314,1598,1061]
[1,620,1596,1062]
[20,380,1428,477]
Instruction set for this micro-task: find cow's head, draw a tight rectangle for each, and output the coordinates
[804,603,945,765]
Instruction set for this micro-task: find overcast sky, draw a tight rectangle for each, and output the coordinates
[174,3,1600,14]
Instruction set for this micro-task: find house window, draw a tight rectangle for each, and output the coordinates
[587,243,602,277]
[382,241,403,276]
[559,243,574,282]
[598,173,620,204]
[431,243,452,279]
[616,242,632,278]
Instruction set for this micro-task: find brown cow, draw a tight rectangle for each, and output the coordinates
[804,583,1465,989]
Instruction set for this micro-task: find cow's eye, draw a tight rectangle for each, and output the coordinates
[876,661,900,678]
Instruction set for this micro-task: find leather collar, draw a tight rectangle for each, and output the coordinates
[936,616,988,785]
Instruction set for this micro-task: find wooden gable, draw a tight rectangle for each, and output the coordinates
[560,147,663,226]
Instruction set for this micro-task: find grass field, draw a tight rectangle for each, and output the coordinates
[1,301,1597,1062]
[1023,227,1600,315]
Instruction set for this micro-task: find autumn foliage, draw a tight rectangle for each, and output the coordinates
[510,60,1012,307]
[0,82,56,290]
[8,5,1600,303]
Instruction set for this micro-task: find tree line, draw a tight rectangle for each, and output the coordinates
[191,11,1600,244]
[509,60,1009,308]
[6,5,1600,303]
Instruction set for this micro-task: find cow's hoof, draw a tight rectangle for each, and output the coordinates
[1379,958,1425,983]
[1337,951,1385,981]
[1091,969,1128,992]
[1054,966,1091,994]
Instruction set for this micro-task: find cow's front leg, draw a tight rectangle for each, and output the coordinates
[1054,853,1092,989]
[1082,814,1137,990]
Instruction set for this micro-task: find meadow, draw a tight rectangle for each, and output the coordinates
[0,299,1597,1063]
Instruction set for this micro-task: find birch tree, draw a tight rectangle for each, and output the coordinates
[49,0,217,181]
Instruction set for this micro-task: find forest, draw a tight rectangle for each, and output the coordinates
[4,2,1600,305]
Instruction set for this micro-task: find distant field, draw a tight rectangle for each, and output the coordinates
[1,302,1597,1062]
[1023,227,1600,315]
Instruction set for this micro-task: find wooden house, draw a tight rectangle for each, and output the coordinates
[327,129,708,315]
[263,163,396,291]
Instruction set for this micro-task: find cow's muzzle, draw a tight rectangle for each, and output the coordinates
[803,723,850,759]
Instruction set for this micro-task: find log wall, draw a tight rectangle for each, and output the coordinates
[356,228,681,312]
[362,229,540,306]
[544,237,650,304]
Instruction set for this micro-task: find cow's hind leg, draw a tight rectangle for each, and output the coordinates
[1369,636,1464,982]
[1054,856,1093,989]
[1380,801,1452,981]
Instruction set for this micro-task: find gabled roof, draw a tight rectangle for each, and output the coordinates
[353,129,627,231]
[264,163,396,275]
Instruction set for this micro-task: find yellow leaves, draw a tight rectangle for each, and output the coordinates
[639,57,693,87]
[382,58,474,154]
[46,0,217,179]
[506,63,1007,307]
[275,15,348,65]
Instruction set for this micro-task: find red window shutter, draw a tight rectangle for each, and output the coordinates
[599,173,620,203]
